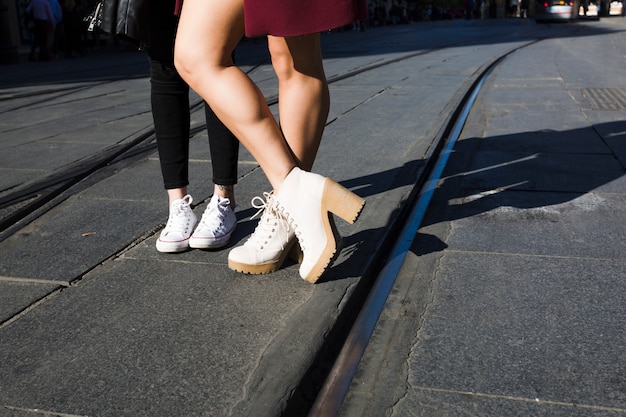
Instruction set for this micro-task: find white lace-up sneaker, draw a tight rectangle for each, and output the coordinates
[228,192,300,274]
[156,195,198,253]
[189,195,237,249]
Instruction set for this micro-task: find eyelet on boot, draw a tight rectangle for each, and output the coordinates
[227,192,298,274]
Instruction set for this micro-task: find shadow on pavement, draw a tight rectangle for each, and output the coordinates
[414,120,626,255]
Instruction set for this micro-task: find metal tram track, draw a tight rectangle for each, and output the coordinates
[301,41,542,417]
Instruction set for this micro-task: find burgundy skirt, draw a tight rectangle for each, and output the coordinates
[244,0,368,37]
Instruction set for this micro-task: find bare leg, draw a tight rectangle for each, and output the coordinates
[268,34,330,171]
[175,0,295,191]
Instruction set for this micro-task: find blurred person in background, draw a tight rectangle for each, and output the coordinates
[25,0,55,61]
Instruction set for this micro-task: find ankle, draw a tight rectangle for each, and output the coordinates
[214,184,236,208]
[167,188,187,206]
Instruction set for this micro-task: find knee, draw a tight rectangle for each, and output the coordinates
[173,44,198,84]
[269,42,295,81]
[173,51,190,81]
[269,36,325,81]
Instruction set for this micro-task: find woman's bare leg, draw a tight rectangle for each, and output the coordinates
[175,0,295,191]
[267,34,329,171]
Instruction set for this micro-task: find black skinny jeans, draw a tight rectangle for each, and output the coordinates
[147,3,239,190]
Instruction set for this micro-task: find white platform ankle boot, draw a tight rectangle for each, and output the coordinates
[228,192,301,274]
[273,167,365,283]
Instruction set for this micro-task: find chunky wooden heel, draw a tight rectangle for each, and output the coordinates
[322,178,365,224]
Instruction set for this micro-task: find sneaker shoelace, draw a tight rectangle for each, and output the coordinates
[165,195,193,235]
[248,192,291,250]
[199,202,225,232]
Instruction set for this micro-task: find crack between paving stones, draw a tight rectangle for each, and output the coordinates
[3,404,89,416]
[411,386,626,413]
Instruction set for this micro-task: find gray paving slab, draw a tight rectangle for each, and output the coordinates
[0,196,163,282]
[472,128,611,154]
[461,146,626,193]
[0,138,124,172]
[399,252,626,414]
[0,258,311,417]
[0,281,61,324]
[595,121,626,168]
[443,189,626,257]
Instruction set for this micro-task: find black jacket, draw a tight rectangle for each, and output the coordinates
[102,0,149,45]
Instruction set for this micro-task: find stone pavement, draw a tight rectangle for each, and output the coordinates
[339,17,626,417]
[1,18,625,417]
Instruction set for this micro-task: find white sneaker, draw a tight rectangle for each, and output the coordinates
[156,195,198,253]
[189,195,237,249]
[228,192,298,274]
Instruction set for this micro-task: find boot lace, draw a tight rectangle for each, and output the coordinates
[247,192,291,250]
[272,200,305,252]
